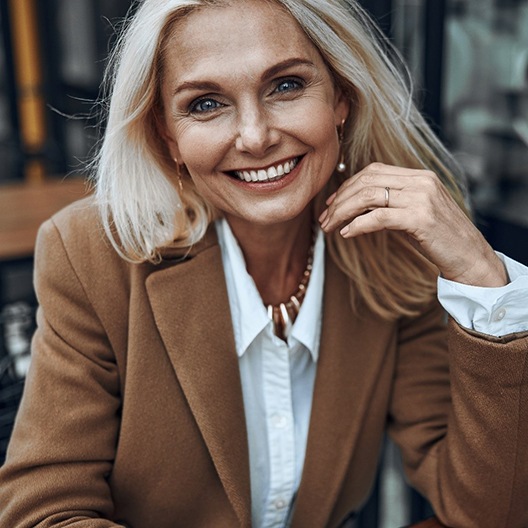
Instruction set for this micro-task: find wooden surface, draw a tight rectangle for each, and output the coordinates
[0,178,89,260]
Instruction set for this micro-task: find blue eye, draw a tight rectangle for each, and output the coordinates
[189,98,222,114]
[274,78,303,94]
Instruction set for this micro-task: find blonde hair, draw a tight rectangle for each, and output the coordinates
[93,0,467,319]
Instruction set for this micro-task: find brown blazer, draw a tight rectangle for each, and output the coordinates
[1,198,527,528]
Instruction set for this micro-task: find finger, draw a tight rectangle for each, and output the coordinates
[322,168,444,229]
[318,208,328,224]
[321,185,384,230]
[325,176,405,219]
[339,207,407,238]
[361,162,433,178]
[331,166,439,207]
[322,186,405,231]
[325,192,336,205]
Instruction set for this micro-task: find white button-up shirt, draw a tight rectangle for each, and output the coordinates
[437,252,528,337]
[215,219,528,528]
[216,219,324,527]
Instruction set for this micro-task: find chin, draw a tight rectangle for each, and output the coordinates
[231,202,313,227]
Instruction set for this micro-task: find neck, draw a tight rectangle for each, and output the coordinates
[225,208,314,306]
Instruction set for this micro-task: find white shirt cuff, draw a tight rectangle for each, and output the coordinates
[437,252,528,337]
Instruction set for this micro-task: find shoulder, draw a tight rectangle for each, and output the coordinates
[40,195,115,262]
[34,196,133,315]
[36,196,131,293]
[42,195,220,264]
[36,197,221,294]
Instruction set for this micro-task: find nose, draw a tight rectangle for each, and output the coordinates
[235,106,280,157]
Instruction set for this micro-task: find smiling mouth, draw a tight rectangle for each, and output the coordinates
[230,156,301,183]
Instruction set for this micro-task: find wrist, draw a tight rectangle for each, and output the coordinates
[447,252,509,288]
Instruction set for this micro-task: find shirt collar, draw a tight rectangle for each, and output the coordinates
[215,219,324,362]
[290,226,324,361]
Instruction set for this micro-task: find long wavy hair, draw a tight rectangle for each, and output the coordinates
[92,0,467,319]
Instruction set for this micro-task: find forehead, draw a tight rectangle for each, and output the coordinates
[162,0,327,82]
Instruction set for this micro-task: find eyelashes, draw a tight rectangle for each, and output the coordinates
[186,76,306,116]
[273,78,304,94]
[188,98,224,114]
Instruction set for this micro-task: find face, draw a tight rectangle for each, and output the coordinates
[160,0,349,228]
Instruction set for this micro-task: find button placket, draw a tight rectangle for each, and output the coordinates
[262,341,296,527]
[271,413,288,429]
[274,498,287,510]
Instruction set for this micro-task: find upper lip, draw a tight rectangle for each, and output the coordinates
[225,155,303,174]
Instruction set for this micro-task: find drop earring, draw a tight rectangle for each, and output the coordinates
[174,158,183,192]
[336,119,346,173]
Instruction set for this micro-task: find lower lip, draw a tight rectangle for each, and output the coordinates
[227,157,304,192]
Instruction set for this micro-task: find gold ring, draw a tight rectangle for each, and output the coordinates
[384,187,390,208]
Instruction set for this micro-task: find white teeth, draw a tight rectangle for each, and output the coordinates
[234,157,299,183]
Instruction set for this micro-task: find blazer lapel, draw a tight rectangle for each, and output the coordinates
[292,251,394,527]
[146,233,251,527]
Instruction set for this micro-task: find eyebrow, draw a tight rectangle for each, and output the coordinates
[172,57,316,96]
[260,57,316,82]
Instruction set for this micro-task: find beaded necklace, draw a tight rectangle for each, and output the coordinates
[266,229,316,340]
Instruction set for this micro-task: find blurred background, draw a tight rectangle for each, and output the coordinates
[0,0,527,526]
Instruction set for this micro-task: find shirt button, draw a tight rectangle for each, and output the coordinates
[271,414,288,428]
[274,498,287,510]
[493,308,507,322]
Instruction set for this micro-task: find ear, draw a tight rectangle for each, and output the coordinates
[333,88,350,127]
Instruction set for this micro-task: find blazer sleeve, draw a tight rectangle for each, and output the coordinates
[0,219,125,527]
[388,301,528,528]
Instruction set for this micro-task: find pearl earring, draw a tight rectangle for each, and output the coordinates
[336,119,346,173]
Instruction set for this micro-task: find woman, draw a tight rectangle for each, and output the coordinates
[1,0,527,527]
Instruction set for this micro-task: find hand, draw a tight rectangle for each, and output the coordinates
[319,162,508,288]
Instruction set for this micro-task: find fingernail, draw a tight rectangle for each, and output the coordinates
[326,193,336,205]
[318,210,328,222]
[340,225,349,236]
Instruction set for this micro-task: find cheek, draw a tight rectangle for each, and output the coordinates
[176,128,229,174]
[292,102,339,147]
[189,176,217,198]
[308,115,340,166]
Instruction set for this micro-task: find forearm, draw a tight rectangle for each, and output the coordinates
[403,322,528,528]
